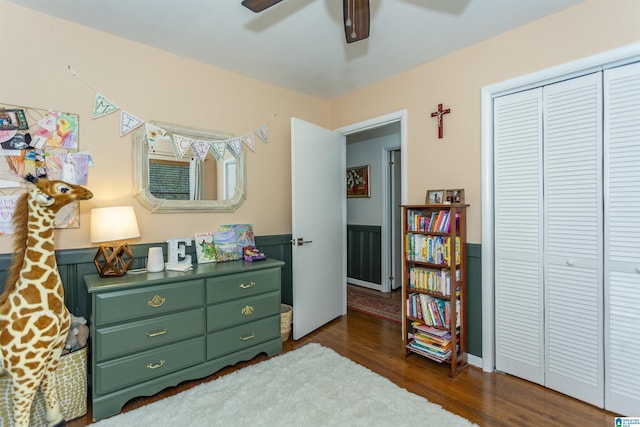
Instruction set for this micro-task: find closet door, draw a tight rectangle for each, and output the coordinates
[543,72,603,407]
[604,62,640,415]
[494,89,545,384]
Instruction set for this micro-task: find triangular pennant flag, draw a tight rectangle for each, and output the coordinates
[120,110,144,136]
[145,123,167,149]
[172,134,193,159]
[241,132,256,152]
[210,140,227,160]
[254,124,268,143]
[191,140,210,160]
[227,138,243,157]
[93,93,119,119]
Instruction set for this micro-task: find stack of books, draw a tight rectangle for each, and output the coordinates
[407,322,452,363]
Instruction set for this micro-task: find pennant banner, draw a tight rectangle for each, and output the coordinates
[191,140,210,160]
[227,137,243,157]
[255,124,268,143]
[93,93,119,119]
[172,134,193,159]
[120,110,144,136]
[242,132,256,152]
[210,140,227,160]
[145,123,167,149]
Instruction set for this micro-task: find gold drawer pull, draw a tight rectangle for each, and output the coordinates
[146,360,165,370]
[240,333,255,341]
[239,281,256,289]
[241,305,254,316]
[148,295,166,308]
[146,329,167,338]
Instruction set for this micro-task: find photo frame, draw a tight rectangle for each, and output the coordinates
[346,165,370,198]
[444,188,465,204]
[426,189,444,204]
[0,109,28,131]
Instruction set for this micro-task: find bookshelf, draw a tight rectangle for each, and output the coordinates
[401,204,468,377]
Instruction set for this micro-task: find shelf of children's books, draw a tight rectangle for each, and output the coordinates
[406,288,458,300]
[406,260,460,269]
[405,230,451,237]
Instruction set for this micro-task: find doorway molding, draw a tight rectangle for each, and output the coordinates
[338,110,408,293]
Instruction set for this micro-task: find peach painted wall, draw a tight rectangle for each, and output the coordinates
[0,1,329,253]
[329,0,640,243]
[1,0,639,254]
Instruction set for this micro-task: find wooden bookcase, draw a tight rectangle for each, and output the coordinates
[401,204,468,377]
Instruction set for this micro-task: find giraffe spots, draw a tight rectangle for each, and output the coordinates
[41,240,55,253]
[19,329,36,345]
[18,305,41,317]
[11,317,29,333]
[0,328,15,346]
[47,294,64,313]
[19,284,42,305]
[22,264,48,281]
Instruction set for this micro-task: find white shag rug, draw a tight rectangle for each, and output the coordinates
[91,343,476,427]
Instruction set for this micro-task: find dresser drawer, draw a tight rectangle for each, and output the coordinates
[206,269,279,304]
[95,308,205,362]
[95,280,204,325]
[207,292,279,332]
[207,315,279,360]
[95,337,205,395]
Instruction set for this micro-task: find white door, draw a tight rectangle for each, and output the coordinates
[604,62,640,415]
[391,149,402,290]
[543,72,603,407]
[291,117,345,339]
[494,87,545,385]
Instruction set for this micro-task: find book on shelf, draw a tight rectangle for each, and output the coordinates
[408,267,460,296]
[407,209,460,234]
[405,235,461,265]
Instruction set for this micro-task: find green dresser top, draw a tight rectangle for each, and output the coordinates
[85,258,284,293]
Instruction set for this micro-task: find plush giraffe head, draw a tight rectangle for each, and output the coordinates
[24,173,93,210]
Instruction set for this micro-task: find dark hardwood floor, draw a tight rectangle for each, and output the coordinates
[69,307,616,426]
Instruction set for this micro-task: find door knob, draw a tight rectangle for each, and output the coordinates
[290,237,313,246]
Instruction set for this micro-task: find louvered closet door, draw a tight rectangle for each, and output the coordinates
[543,72,604,407]
[604,62,640,415]
[494,89,545,384]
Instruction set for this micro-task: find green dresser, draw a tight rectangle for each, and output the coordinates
[85,258,284,421]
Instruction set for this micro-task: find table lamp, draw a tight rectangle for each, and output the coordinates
[91,206,141,277]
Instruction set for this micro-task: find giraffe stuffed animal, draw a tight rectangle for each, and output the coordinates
[0,174,93,427]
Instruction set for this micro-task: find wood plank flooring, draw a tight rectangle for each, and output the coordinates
[68,305,616,426]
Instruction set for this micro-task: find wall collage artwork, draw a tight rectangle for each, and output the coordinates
[0,105,91,234]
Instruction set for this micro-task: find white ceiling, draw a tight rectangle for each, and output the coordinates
[10,0,584,99]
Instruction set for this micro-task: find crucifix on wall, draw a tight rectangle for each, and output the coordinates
[430,103,451,139]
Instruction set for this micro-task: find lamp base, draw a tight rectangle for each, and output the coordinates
[94,243,135,278]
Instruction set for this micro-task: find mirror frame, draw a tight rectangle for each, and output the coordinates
[132,121,247,213]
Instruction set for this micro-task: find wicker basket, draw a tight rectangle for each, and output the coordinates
[0,346,87,425]
[280,304,293,341]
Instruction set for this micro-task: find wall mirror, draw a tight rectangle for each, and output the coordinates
[132,121,246,213]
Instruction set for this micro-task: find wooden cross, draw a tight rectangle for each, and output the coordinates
[430,103,451,139]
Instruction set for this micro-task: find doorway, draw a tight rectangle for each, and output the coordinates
[343,115,405,293]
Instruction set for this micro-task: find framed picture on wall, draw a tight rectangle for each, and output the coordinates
[0,109,28,131]
[426,189,444,204]
[346,165,370,198]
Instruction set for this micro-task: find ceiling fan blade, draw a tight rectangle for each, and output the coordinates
[241,0,283,13]
[343,0,370,43]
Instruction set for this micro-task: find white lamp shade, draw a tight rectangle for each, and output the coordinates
[91,206,141,243]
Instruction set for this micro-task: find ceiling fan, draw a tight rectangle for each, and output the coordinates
[241,0,370,43]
